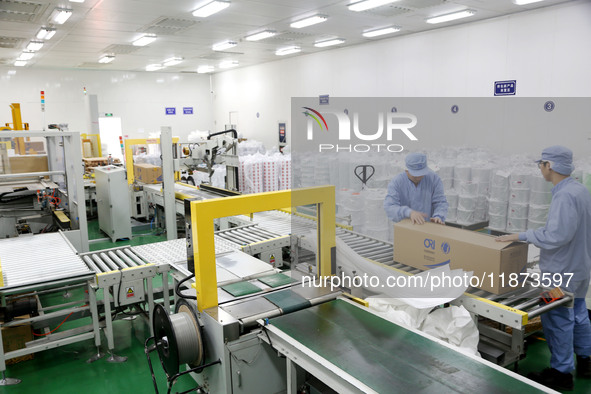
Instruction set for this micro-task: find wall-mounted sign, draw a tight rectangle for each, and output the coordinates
[494,80,516,96]
[279,122,286,144]
[183,107,193,115]
[165,107,176,115]
[319,95,329,105]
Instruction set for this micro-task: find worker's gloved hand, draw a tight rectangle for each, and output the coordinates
[430,217,445,225]
[410,210,428,224]
[495,233,520,242]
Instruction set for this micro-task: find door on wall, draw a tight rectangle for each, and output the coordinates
[98,117,123,161]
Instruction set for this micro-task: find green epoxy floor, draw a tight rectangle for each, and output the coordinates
[87,218,167,252]
[3,219,591,393]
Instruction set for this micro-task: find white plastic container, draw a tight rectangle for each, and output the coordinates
[477,182,490,196]
[488,200,508,216]
[506,218,527,232]
[492,171,510,188]
[454,165,472,183]
[490,186,509,201]
[457,208,475,225]
[509,188,530,204]
[530,175,552,193]
[488,214,507,231]
[474,208,487,222]
[510,172,530,190]
[446,191,459,208]
[437,165,454,179]
[528,204,550,222]
[459,181,478,196]
[529,191,552,205]
[441,178,453,190]
[508,202,529,218]
[458,195,477,211]
[447,207,457,222]
[472,167,492,183]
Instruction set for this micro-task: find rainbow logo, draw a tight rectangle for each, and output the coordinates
[302,107,328,131]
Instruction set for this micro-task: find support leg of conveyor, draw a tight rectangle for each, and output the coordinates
[162,271,171,313]
[86,283,105,363]
[147,277,155,337]
[104,284,127,363]
[0,371,20,386]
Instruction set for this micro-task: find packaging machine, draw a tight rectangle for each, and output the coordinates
[145,187,560,393]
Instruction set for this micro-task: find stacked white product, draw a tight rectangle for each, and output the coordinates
[210,165,226,189]
[263,157,280,192]
[571,169,583,183]
[340,191,365,232]
[445,189,459,222]
[239,154,265,194]
[436,164,454,191]
[362,189,390,242]
[472,167,492,222]
[488,171,510,231]
[278,154,291,190]
[454,165,475,225]
[583,169,591,195]
[506,171,530,232]
[528,174,552,230]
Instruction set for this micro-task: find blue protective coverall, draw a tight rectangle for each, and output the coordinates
[383,171,448,223]
[519,177,591,373]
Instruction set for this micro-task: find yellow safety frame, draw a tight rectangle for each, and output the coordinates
[124,137,179,184]
[189,186,336,311]
[81,133,103,157]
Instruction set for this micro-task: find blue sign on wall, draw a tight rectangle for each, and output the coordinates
[165,107,176,115]
[319,95,329,105]
[494,80,516,96]
[183,107,193,115]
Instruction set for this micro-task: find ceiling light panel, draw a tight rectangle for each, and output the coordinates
[513,0,544,4]
[219,60,239,68]
[98,55,114,64]
[133,34,157,46]
[163,57,183,66]
[146,64,163,71]
[17,51,34,61]
[275,46,301,56]
[14,60,27,67]
[212,40,237,51]
[36,27,56,40]
[290,15,328,29]
[426,9,475,24]
[245,30,276,42]
[192,0,230,18]
[348,0,398,12]
[197,65,215,73]
[50,8,73,24]
[26,41,44,51]
[314,38,345,48]
[362,26,401,38]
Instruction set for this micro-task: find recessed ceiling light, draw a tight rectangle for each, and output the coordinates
[7,70,17,75]
[314,38,345,48]
[290,15,328,29]
[146,64,163,71]
[275,46,301,56]
[212,40,237,51]
[513,0,544,4]
[99,55,115,64]
[362,26,401,38]
[192,0,230,18]
[245,30,276,41]
[50,8,73,24]
[133,34,157,47]
[14,60,27,67]
[26,41,44,51]
[426,9,476,24]
[17,52,35,61]
[69,0,85,3]
[197,65,215,73]
[348,0,398,12]
[163,57,183,67]
[36,27,56,40]
[219,60,239,69]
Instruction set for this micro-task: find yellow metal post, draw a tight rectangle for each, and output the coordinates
[189,186,336,311]
[9,103,25,154]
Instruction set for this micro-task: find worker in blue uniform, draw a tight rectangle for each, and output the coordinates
[497,145,591,391]
[383,152,448,224]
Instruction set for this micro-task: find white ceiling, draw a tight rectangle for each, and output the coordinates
[0,0,574,73]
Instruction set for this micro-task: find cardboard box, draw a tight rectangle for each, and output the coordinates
[393,220,528,294]
[134,163,163,184]
[8,155,49,174]
[1,316,34,365]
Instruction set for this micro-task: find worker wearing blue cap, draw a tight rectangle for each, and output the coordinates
[497,145,591,391]
[383,152,448,224]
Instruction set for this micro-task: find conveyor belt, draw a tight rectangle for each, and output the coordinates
[0,232,94,292]
[268,299,546,393]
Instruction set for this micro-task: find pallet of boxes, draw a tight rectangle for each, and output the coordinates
[1,305,34,365]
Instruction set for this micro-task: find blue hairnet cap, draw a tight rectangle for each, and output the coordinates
[537,145,574,175]
[405,152,431,177]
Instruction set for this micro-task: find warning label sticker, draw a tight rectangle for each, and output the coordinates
[126,287,135,298]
